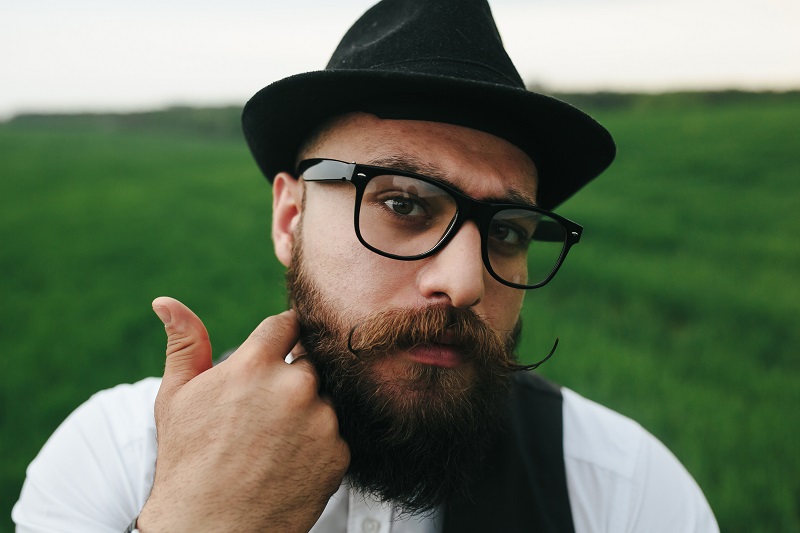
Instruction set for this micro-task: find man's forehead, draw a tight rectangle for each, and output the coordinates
[363,153,537,207]
[303,112,539,204]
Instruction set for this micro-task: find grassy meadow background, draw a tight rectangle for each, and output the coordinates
[1,92,798,531]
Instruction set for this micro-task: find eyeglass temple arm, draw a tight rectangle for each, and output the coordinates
[298,159,357,182]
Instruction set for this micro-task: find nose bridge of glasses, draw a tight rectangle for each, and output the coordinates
[448,193,500,250]
[416,183,519,269]
[430,216,485,282]
[418,183,483,255]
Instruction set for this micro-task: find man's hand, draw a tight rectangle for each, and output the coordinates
[137,297,349,532]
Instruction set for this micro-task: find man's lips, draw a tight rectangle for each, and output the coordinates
[406,341,464,369]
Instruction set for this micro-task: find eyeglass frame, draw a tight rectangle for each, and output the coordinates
[296,158,583,290]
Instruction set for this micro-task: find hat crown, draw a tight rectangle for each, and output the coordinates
[327,0,525,88]
[242,0,615,210]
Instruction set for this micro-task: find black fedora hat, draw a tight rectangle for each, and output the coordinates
[242,0,615,210]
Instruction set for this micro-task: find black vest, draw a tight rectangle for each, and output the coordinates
[443,372,574,532]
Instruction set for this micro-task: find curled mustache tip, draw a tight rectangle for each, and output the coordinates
[513,337,559,372]
[347,323,362,357]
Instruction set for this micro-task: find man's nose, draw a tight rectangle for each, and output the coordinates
[416,221,486,308]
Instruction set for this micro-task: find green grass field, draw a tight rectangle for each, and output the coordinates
[1,94,798,531]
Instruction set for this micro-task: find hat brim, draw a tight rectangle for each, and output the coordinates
[242,69,615,210]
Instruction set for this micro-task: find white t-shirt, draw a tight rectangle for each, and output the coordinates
[13,378,719,532]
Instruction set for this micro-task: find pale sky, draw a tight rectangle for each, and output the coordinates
[1,0,798,119]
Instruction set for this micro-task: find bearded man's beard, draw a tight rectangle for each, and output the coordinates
[287,236,522,515]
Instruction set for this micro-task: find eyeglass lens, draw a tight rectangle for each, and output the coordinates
[358,173,567,287]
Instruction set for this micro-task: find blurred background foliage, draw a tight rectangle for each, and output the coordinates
[1,91,798,531]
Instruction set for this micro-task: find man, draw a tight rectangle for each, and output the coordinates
[14,0,719,531]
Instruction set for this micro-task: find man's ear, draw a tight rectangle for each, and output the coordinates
[272,172,302,267]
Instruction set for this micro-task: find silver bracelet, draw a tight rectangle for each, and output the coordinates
[123,516,138,533]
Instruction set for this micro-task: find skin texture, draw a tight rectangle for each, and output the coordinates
[137,113,538,531]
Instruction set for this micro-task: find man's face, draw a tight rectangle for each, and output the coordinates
[276,112,535,343]
[271,112,538,511]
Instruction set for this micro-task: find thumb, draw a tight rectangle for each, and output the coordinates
[152,296,213,400]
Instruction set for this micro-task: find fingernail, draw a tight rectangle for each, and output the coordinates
[153,305,172,326]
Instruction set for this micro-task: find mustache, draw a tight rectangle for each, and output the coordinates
[344,305,546,372]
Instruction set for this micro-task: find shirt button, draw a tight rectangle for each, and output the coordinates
[363,518,381,533]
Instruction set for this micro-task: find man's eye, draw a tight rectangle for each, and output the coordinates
[384,197,424,217]
[490,223,527,246]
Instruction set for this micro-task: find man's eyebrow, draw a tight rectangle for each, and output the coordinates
[363,154,538,207]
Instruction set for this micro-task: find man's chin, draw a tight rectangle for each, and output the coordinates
[332,358,510,515]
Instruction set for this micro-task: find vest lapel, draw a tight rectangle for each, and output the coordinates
[443,372,574,533]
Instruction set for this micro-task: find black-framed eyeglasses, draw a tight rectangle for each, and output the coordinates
[297,158,583,290]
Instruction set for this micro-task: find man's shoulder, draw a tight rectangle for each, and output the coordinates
[557,386,720,533]
[91,376,162,408]
[13,378,162,531]
[560,386,647,477]
[79,377,162,440]
[45,377,161,452]
[507,373,661,476]
[27,375,161,476]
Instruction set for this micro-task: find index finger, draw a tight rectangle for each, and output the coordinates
[229,309,301,366]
